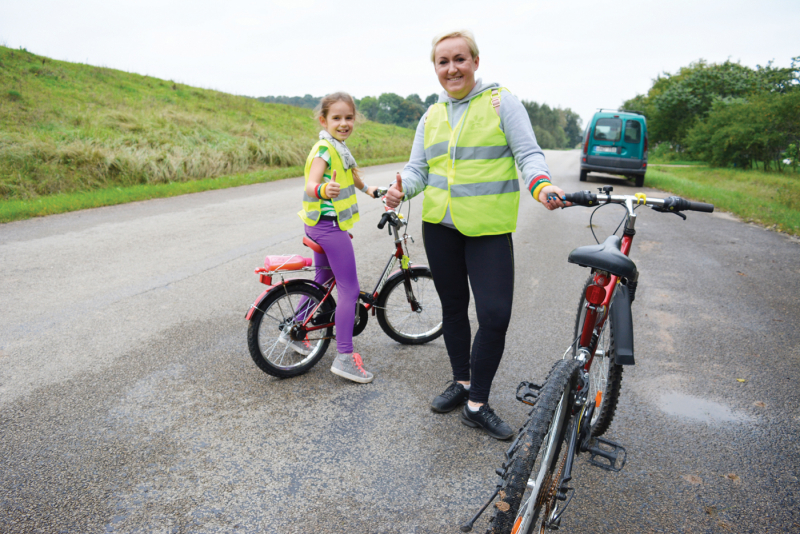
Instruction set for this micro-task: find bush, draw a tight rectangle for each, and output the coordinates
[685,91,800,170]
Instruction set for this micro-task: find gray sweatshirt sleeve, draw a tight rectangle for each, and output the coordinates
[399,111,430,199]
[498,90,552,197]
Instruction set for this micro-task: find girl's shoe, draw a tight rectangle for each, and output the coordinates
[331,352,374,383]
[277,329,313,356]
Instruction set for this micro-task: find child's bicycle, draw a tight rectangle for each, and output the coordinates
[462,186,714,534]
[245,188,443,378]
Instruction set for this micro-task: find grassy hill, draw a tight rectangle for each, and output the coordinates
[0,46,413,203]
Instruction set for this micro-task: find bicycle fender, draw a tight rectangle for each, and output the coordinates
[610,284,635,365]
[385,264,430,283]
[245,279,329,321]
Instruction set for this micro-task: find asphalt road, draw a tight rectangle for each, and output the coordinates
[1,150,799,533]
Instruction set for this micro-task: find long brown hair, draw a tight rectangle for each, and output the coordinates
[314,92,362,180]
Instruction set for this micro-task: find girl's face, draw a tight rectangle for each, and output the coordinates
[434,37,479,100]
[320,100,356,142]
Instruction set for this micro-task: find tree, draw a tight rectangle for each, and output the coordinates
[358,96,379,121]
[424,93,438,107]
[621,58,799,147]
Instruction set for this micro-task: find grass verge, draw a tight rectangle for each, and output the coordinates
[646,166,800,236]
[0,156,407,223]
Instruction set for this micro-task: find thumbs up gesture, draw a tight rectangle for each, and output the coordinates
[385,172,404,209]
[325,170,341,199]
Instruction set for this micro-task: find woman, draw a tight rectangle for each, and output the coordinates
[385,30,566,440]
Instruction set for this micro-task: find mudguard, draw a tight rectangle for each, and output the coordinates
[245,278,330,321]
[610,284,635,365]
[376,265,432,310]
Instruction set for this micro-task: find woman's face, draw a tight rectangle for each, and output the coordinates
[320,100,356,142]
[434,37,479,100]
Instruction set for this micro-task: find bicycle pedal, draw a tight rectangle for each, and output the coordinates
[516,381,543,405]
[587,437,627,472]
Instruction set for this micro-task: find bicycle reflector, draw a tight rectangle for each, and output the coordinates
[585,284,606,305]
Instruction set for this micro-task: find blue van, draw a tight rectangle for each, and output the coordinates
[580,110,648,187]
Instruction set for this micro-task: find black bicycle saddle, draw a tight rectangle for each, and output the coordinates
[568,235,637,279]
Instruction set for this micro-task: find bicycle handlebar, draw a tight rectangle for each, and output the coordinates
[563,191,714,213]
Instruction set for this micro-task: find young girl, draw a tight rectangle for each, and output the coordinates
[297,92,379,384]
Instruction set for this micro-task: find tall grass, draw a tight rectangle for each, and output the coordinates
[0,46,413,201]
[647,166,800,235]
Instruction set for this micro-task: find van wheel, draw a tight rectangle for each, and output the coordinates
[580,170,588,182]
[635,175,644,187]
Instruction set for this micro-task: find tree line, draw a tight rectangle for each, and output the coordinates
[256,92,583,149]
[622,58,800,170]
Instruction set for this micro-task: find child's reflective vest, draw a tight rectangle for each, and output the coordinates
[298,140,360,231]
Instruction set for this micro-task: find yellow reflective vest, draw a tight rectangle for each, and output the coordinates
[298,140,360,231]
[422,89,520,236]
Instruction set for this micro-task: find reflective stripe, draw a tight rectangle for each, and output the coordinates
[427,173,448,190]
[338,204,359,222]
[450,179,520,198]
[425,140,449,161]
[338,184,356,200]
[303,192,316,203]
[306,210,320,221]
[454,145,513,160]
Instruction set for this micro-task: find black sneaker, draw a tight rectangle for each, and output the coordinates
[430,381,469,413]
[460,404,514,440]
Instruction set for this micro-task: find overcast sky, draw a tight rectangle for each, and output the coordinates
[2,0,797,127]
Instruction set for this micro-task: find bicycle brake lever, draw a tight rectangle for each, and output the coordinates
[651,205,687,220]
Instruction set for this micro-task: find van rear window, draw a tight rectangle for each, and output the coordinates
[594,118,622,142]
[624,121,641,143]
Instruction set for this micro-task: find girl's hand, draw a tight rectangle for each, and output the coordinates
[325,170,341,199]
[538,184,570,210]
[366,186,380,198]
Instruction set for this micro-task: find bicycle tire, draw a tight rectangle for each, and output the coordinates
[489,358,583,534]
[573,275,623,437]
[247,284,334,378]
[375,267,444,344]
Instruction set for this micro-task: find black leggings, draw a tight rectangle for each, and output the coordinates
[422,222,514,404]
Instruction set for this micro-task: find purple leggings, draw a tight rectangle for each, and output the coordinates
[304,221,360,354]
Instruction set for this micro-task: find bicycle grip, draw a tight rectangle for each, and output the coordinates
[377,212,391,229]
[563,191,598,206]
[686,200,714,213]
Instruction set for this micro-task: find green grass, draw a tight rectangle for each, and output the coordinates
[0,46,414,211]
[646,166,800,235]
[0,155,406,223]
[648,159,705,166]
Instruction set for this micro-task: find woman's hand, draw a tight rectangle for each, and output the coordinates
[366,185,380,198]
[385,173,404,208]
[538,184,570,210]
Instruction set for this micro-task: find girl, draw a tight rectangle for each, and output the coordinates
[297,92,379,384]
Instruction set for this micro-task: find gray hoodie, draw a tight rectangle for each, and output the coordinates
[399,79,552,228]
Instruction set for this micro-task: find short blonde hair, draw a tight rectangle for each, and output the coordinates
[430,30,479,63]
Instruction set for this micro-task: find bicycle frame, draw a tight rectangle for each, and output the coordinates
[248,202,419,338]
[574,196,638,371]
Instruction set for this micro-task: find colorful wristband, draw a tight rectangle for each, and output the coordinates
[320,183,328,199]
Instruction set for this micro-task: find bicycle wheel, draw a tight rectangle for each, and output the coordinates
[490,359,583,534]
[573,275,623,437]
[375,267,443,344]
[247,284,334,378]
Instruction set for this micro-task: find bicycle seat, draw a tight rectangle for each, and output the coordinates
[568,235,637,279]
[303,236,324,254]
[302,232,355,255]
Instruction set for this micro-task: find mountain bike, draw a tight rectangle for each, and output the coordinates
[462,186,714,534]
[245,188,443,378]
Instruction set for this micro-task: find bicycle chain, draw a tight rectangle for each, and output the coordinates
[538,447,568,533]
